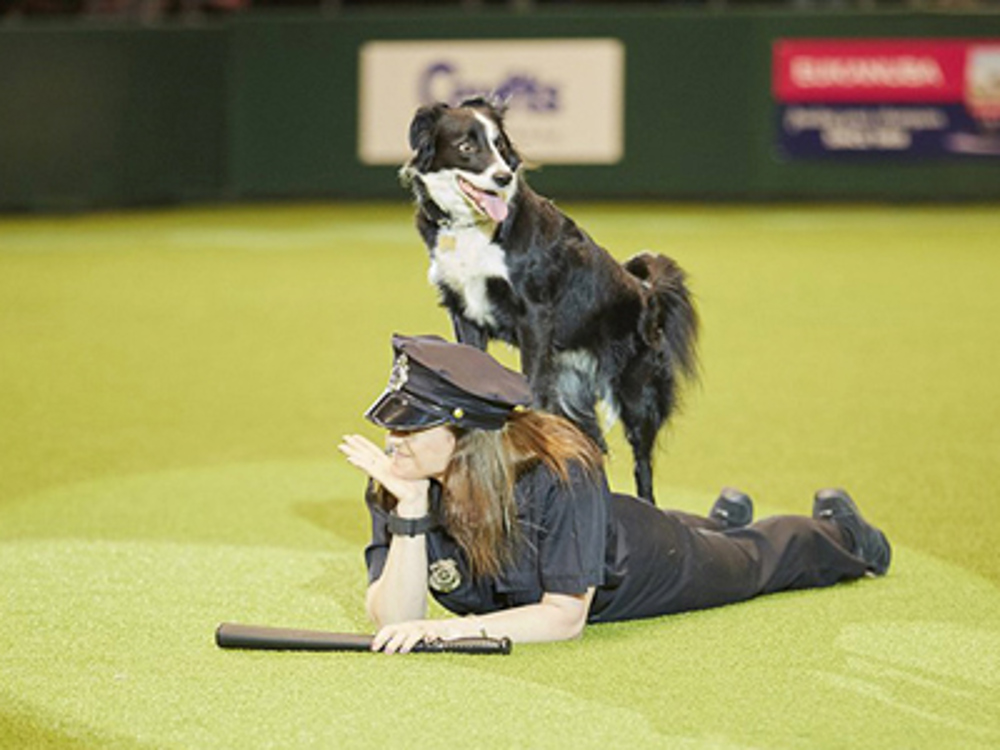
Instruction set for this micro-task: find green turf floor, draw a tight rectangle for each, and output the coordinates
[1,203,998,748]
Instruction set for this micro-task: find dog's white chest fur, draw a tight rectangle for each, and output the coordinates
[428,227,510,327]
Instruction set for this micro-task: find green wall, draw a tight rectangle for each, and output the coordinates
[2,9,999,211]
[0,27,229,211]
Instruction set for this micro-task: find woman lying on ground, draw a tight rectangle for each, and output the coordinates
[338,334,891,654]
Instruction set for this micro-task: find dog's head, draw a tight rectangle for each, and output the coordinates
[401,97,522,226]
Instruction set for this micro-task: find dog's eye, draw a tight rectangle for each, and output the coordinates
[457,141,476,155]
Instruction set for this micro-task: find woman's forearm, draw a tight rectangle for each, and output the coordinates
[374,589,594,653]
[468,590,593,643]
[366,535,430,626]
[364,475,433,628]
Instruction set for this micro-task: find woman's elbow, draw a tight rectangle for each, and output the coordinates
[543,591,592,641]
[564,612,588,640]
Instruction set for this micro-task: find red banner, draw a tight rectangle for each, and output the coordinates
[773,39,988,104]
[774,38,1000,157]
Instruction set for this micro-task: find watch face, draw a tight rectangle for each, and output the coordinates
[428,558,462,593]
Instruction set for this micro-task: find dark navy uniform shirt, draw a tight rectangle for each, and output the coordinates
[363,461,701,623]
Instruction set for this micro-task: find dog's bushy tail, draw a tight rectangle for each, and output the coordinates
[623,252,700,382]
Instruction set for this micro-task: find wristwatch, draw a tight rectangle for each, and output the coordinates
[387,511,437,537]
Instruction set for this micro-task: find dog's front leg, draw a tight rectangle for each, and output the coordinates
[516,317,557,412]
[450,312,489,351]
[519,315,608,453]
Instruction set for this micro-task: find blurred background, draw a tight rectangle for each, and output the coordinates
[2,0,999,212]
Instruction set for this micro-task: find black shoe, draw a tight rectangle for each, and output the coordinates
[710,487,754,529]
[813,488,891,576]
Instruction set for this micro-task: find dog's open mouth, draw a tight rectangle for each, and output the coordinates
[457,176,509,223]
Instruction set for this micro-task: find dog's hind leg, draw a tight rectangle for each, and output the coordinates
[624,418,661,504]
[623,414,659,504]
[618,371,675,505]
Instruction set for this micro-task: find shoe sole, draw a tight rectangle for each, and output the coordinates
[813,488,891,576]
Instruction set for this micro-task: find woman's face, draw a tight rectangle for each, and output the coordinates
[385,425,457,481]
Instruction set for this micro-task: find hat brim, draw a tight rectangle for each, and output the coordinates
[364,389,450,432]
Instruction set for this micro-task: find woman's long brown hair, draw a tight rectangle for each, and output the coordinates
[372,410,603,579]
[442,410,603,578]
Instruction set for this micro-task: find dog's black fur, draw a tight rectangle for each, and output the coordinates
[401,97,699,503]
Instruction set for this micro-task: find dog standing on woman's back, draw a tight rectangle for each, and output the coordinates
[400,97,699,503]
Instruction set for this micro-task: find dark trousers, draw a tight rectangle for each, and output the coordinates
[590,498,871,622]
[668,510,870,611]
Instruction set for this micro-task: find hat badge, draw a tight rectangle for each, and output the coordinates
[387,353,409,392]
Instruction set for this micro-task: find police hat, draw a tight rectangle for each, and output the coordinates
[365,334,533,432]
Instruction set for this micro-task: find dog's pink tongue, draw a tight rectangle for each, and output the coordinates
[481,192,509,223]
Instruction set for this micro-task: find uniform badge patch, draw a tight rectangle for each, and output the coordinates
[428,558,461,593]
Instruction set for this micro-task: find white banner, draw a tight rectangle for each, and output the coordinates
[358,39,625,166]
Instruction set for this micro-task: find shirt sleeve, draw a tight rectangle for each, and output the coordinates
[363,481,391,585]
[535,463,608,595]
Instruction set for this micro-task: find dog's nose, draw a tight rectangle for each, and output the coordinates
[493,171,513,188]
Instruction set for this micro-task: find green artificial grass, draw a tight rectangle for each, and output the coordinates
[1,203,999,748]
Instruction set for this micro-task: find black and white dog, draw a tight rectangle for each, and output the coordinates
[400,97,699,503]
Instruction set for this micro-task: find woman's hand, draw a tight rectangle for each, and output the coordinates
[371,618,470,655]
[338,434,429,514]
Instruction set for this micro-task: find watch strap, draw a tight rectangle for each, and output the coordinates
[387,512,437,537]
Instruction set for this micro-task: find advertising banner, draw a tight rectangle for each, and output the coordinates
[358,39,625,166]
[774,39,1000,158]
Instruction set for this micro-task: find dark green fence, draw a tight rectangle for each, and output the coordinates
[2,9,999,211]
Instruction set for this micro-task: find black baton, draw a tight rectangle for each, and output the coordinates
[215,622,512,655]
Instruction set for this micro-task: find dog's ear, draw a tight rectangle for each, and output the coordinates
[408,104,445,151]
[408,103,448,171]
[459,95,502,114]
